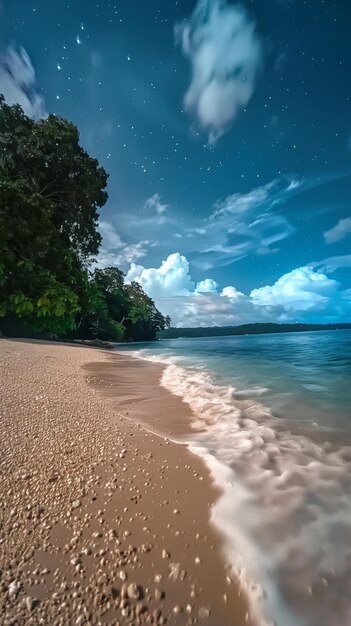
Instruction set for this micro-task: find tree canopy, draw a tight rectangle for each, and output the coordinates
[0,97,170,341]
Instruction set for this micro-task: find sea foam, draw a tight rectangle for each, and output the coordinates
[127,349,351,626]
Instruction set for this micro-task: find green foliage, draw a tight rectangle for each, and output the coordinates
[0,97,170,341]
[79,268,170,342]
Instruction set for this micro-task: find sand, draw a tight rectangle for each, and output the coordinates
[0,339,254,626]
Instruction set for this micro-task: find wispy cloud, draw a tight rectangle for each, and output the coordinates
[0,45,47,119]
[97,220,149,269]
[188,176,298,268]
[177,0,263,143]
[144,193,169,215]
[311,254,351,273]
[323,217,351,244]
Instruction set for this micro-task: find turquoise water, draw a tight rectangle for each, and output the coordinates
[121,330,351,626]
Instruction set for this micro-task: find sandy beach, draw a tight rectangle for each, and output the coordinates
[0,339,254,626]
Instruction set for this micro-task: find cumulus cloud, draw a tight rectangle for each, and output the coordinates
[177,0,263,142]
[195,278,218,292]
[251,267,339,312]
[323,217,351,244]
[0,45,47,119]
[126,253,195,298]
[144,193,169,216]
[125,253,350,326]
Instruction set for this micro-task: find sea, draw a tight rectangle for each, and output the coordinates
[121,329,351,626]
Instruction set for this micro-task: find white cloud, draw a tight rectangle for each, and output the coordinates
[0,45,47,119]
[312,254,351,273]
[97,221,148,268]
[211,182,274,219]
[105,176,300,273]
[221,285,244,299]
[251,266,339,312]
[286,178,303,191]
[125,253,350,327]
[195,278,218,292]
[125,253,195,298]
[98,220,125,250]
[187,177,297,268]
[144,193,168,215]
[97,244,147,268]
[323,217,351,244]
[177,0,263,142]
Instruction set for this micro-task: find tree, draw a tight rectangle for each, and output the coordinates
[0,98,170,341]
[81,268,170,342]
[124,281,170,341]
[0,96,108,335]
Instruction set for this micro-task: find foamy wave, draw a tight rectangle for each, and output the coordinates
[127,350,351,626]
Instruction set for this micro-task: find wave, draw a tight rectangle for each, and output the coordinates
[127,350,351,626]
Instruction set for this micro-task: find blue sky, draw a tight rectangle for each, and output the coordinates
[1,0,350,326]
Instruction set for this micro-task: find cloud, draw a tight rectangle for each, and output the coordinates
[98,221,125,250]
[177,0,263,142]
[125,253,350,326]
[187,176,297,269]
[144,193,169,216]
[97,220,148,268]
[0,45,47,119]
[126,253,195,298]
[251,266,339,312]
[107,176,302,274]
[323,217,351,244]
[195,278,218,292]
[311,254,351,273]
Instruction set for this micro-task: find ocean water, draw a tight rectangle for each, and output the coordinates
[121,330,351,626]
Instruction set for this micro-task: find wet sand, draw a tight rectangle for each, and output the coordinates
[0,339,255,626]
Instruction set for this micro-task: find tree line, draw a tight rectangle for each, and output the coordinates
[0,96,170,341]
[158,322,351,339]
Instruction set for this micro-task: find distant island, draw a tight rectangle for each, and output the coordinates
[158,322,351,339]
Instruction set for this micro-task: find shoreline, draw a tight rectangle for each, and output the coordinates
[0,338,255,625]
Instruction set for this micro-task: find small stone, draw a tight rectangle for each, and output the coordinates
[76,616,85,625]
[25,596,34,612]
[173,605,182,614]
[97,574,108,586]
[136,602,144,616]
[127,582,142,601]
[8,580,21,597]
[195,556,201,565]
[72,500,81,510]
[118,570,127,581]
[154,588,164,601]
[198,606,210,619]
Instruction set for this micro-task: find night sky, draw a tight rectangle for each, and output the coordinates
[1,0,350,326]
